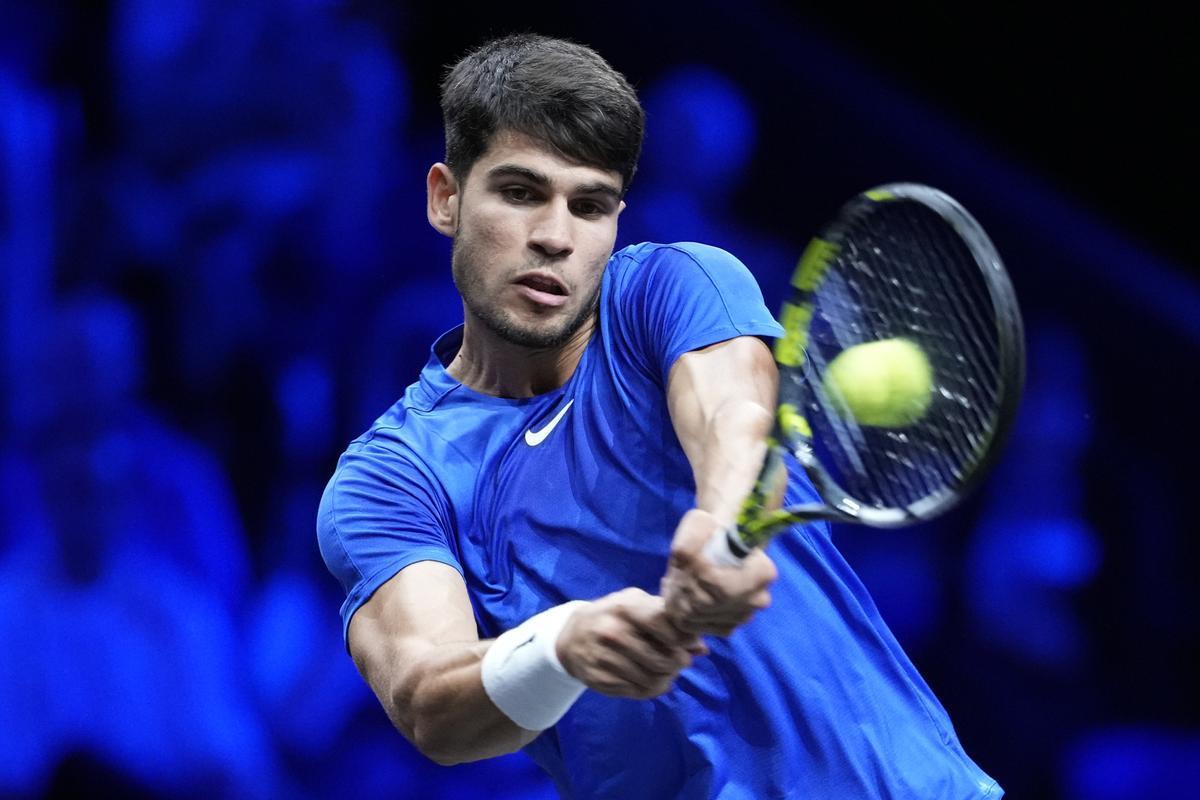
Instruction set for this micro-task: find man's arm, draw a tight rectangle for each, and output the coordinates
[348,561,529,765]
[661,335,781,636]
[350,560,703,765]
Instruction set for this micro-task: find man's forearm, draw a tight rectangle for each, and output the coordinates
[690,398,774,528]
[662,338,780,636]
[376,639,537,765]
[667,338,779,529]
[357,580,701,764]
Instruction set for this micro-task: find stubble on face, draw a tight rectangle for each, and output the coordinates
[450,224,605,350]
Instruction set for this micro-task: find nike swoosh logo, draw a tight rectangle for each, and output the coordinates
[524,399,575,446]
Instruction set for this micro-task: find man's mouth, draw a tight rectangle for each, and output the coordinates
[516,273,568,296]
[513,273,570,307]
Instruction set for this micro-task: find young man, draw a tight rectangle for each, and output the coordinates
[318,33,1003,798]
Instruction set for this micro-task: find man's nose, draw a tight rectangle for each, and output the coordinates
[528,198,574,258]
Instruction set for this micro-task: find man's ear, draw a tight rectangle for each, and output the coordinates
[427,163,459,237]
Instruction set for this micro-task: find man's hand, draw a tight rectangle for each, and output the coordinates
[556,587,707,699]
[660,509,778,637]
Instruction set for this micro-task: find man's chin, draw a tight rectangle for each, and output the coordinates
[485,309,591,350]
[495,322,577,350]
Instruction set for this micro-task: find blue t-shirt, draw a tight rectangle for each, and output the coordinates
[318,242,1002,799]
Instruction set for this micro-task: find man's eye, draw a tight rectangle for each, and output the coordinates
[502,187,533,202]
[573,201,604,217]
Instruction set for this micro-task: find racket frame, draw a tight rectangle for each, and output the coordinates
[728,183,1025,556]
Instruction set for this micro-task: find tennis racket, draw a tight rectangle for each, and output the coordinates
[705,183,1025,564]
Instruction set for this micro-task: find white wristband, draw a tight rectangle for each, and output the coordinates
[480,600,588,731]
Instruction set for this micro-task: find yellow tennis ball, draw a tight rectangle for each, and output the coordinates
[822,338,934,427]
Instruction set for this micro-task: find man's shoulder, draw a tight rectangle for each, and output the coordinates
[347,382,460,461]
[324,394,466,522]
[604,242,747,309]
[609,241,739,271]
[345,326,474,453]
[344,372,529,488]
[338,393,423,473]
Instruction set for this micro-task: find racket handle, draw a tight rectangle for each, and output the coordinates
[702,526,750,568]
[701,443,788,567]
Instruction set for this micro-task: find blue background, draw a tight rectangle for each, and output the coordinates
[2,2,1197,798]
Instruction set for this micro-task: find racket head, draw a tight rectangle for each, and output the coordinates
[770,183,1025,529]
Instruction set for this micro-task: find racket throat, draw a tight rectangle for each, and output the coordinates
[731,445,842,549]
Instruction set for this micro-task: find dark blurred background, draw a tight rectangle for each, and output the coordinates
[2,2,1197,798]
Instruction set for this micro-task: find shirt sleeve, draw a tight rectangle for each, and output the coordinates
[609,242,785,383]
[316,440,461,645]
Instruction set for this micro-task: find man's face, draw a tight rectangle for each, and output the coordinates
[448,131,625,349]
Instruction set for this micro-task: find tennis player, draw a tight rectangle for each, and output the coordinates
[318,33,1002,798]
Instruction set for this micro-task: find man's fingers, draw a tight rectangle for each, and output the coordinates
[618,597,707,669]
[674,609,758,635]
[624,635,694,676]
[586,649,682,698]
[668,508,723,569]
[748,589,772,611]
[742,549,779,587]
[559,586,708,699]
[694,550,777,598]
[662,578,717,622]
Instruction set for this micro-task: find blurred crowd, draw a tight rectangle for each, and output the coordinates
[1,2,1196,798]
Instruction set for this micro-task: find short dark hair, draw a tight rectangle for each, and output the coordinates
[440,34,644,193]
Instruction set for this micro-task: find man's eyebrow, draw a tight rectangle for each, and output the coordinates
[573,181,623,202]
[486,164,622,200]
[486,164,550,185]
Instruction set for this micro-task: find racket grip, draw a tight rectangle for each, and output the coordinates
[702,527,750,568]
[700,443,787,567]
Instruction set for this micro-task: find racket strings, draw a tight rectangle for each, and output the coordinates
[871,218,1000,491]
[805,265,937,509]
[898,208,1002,459]
[865,218,999,497]
[854,232,970,501]
[799,201,1005,510]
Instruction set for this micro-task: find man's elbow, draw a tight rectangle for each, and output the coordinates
[402,689,525,766]
[387,695,461,764]
[412,727,471,766]
[409,719,524,766]
[389,686,464,764]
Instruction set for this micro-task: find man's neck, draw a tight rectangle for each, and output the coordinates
[446,314,596,398]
